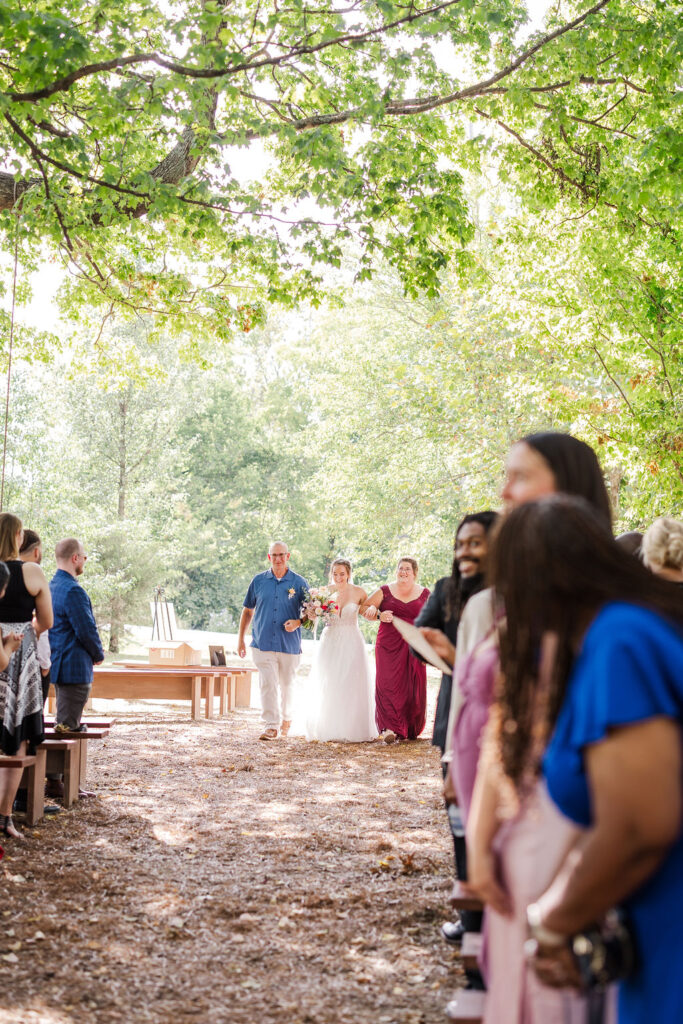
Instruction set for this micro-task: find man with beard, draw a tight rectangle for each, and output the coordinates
[414,511,498,949]
[49,538,104,735]
[416,512,498,754]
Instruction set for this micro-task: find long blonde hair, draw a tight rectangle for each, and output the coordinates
[0,513,22,561]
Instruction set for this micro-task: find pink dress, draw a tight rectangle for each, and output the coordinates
[450,631,499,823]
[482,780,589,1024]
[375,585,429,739]
[472,632,618,1024]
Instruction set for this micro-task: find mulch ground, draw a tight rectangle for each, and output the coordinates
[1,706,466,1024]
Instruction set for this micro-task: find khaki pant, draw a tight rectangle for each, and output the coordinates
[250,648,300,729]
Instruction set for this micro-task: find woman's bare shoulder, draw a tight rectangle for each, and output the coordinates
[22,561,47,594]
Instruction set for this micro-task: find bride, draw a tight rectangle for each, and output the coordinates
[305,558,377,742]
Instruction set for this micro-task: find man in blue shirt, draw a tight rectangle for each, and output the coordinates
[237,541,308,740]
[49,538,105,734]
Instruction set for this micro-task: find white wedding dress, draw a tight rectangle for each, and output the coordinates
[305,603,378,742]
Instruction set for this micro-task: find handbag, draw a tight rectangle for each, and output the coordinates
[571,908,637,1024]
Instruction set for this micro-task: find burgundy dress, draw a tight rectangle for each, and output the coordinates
[375,584,430,739]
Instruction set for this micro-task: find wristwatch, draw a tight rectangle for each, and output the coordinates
[526,903,567,948]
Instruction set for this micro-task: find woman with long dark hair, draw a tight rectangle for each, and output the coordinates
[487,496,683,1023]
[427,431,612,674]
[442,433,613,1024]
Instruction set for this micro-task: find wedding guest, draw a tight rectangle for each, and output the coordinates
[641,516,683,584]
[237,541,309,741]
[490,496,683,1024]
[15,530,60,815]
[421,433,612,1022]
[615,530,643,559]
[0,560,19,856]
[427,432,612,722]
[0,514,53,839]
[20,530,51,705]
[364,557,430,743]
[416,513,499,755]
[50,538,104,736]
[414,511,498,945]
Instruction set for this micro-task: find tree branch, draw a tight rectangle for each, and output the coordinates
[472,106,664,233]
[591,340,636,415]
[384,0,614,115]
[5,0,468,102]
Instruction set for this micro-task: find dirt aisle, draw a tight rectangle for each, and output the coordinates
[2,709,465,1023]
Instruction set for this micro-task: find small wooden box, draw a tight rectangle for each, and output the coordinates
[149,641,201,666]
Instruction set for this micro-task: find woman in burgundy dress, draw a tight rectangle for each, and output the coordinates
[363,558,430,743]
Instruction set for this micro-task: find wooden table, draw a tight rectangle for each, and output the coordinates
[114,663,258,717]
[48,669,209,721]
[116,659,258,716]
[47,665,258,721]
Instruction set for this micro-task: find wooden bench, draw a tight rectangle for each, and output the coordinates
[445,990,485,1023]
[36,737,82,807]
[461,932,484,972]
[0,750,47,826]
[451,880,484,913]
[45,717,113,729]
[43,727,109,794]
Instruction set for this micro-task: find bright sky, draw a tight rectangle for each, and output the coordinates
[11,0,553,335]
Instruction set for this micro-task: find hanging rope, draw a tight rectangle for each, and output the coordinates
[0,190,20,512]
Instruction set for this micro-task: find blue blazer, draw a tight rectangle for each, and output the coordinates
[49,569,105,685]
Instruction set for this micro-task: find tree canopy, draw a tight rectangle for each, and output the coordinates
[0,1,681,638]
[1,1,681,333]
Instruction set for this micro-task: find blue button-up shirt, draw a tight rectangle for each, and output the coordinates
[49,569,105,685]
[243,568,309,654]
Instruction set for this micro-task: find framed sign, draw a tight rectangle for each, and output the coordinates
[209,645,226,666]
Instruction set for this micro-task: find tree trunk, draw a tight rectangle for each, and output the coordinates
[109,597,124,654]
[109,398,128,653]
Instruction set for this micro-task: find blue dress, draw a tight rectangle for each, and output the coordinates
[544,602,683,1024]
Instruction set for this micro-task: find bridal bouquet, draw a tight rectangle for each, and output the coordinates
[300,586,339,629]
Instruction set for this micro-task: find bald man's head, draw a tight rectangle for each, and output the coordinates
[55,538,87,577]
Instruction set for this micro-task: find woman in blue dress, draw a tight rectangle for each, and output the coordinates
[488,495,683,1023]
